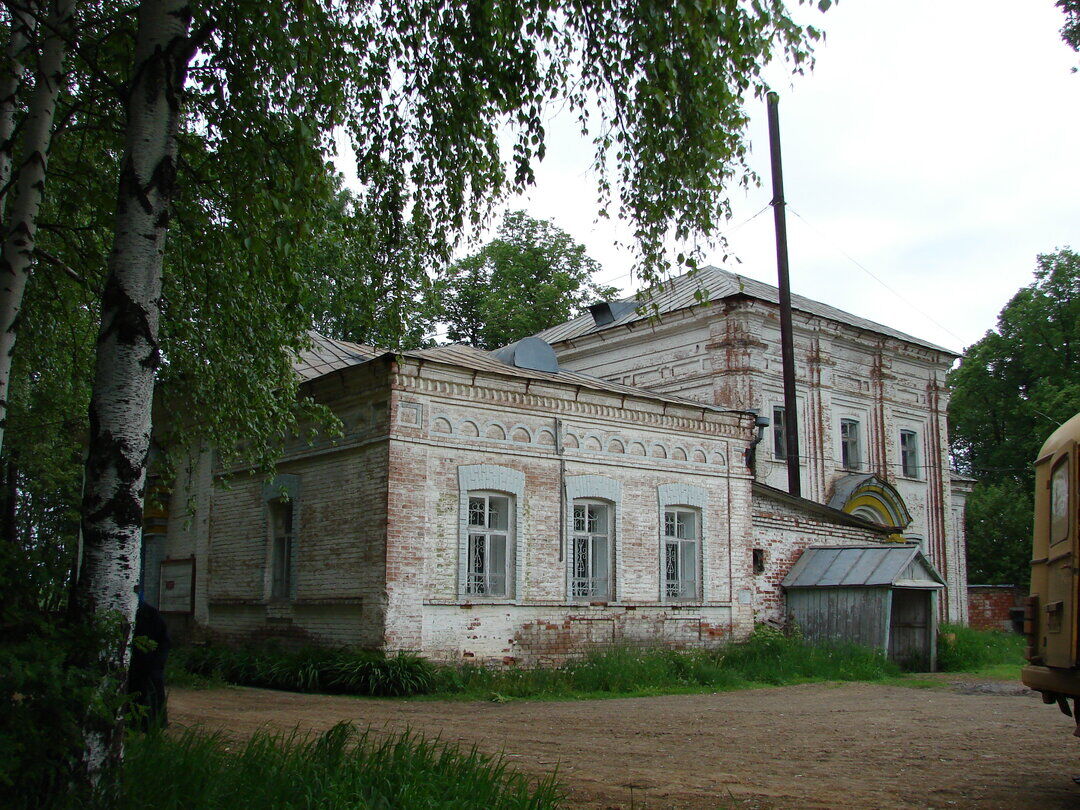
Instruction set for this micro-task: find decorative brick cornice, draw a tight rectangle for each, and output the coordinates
[395,371,750,440]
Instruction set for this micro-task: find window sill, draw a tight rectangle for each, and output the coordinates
[425,599,731,609]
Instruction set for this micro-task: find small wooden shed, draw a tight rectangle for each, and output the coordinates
[781,544,945,671]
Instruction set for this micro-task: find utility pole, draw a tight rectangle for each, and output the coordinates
[766,90,801,498]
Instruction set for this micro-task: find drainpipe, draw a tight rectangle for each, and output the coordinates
[744,411,771,477]
[556,417,566,562]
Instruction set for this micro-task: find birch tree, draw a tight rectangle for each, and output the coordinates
[70,0,197,777]
[64,0,826,783]
[0,0,74,455]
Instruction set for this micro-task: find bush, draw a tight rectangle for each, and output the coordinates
[174,644,437,697]
[104,722,562,809]
[936,624,1024,672]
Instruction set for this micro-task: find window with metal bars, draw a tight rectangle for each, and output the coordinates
[466,492,511,596]
[664,508,699,600]
[269,499,294,599]
[571,500,611,599]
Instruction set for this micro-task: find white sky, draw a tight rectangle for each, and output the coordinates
[338,1,1079,354]
[495,0,1080,354]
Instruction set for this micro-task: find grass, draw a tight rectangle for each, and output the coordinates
[170,626,1028,703]
[172,626,902,702]
[936,623,1025,676]
[102,722,562,809]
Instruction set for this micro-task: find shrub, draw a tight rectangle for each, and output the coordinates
[105,722,562,809]
[174,644,437,696]
[936,624,1024,672]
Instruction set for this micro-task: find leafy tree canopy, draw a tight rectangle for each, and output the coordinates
[442,210,618,350]
[949,248,1080,584]
[1060,0,1080,54]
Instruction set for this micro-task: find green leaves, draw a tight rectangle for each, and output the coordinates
[950,248,1080,585]
[441,210,617,350]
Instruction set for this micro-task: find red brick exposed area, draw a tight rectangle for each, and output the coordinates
[967,585,1023,632]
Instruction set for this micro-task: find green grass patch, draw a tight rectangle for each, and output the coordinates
[936,624,1024,673]
[173,626,902,702]
[103,722,561,809]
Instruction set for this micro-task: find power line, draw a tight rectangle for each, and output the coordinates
[591,203,773,289]
[785,205,967,347]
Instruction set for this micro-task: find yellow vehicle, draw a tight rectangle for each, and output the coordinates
[1022,411,1080,721]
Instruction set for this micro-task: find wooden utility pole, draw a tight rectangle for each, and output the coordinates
[766,91,801,497]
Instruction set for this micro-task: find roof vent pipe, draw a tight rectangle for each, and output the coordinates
[588,300,636,327]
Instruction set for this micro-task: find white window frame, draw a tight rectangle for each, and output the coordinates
[465,492,513,597]
[840,417,862,470]
[564,475,621,602]
[900,428,920,479]
[663,507,701,601]
[457,465,525,600]
[657,483,708,603]
[571,499,613,600]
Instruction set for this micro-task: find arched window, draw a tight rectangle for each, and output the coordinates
[564,475,621,602]
[657,483,708,602]
[457,465,525,599]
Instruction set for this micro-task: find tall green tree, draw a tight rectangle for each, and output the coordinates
[0,0,827,786]
[949,248,1080,584]
[443,210,617,349]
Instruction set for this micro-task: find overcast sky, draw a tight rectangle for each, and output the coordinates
[335,1,1078,353]
[488,0,1079,354]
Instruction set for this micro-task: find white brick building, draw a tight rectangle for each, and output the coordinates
[143,266,969,661]
[537,266,969,623]
[145,329,895,662]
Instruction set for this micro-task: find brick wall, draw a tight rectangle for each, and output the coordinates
[383,357,756,663]
[751,486,891,624]
[158,367,392,648]
[967,585,1023,632]
[552,292,969,624]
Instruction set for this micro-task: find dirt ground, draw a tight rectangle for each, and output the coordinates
[170,680,1080,809]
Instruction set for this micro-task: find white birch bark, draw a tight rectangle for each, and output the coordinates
[0,3,37,218]
[74,0,194,781]
[0,0,72,456]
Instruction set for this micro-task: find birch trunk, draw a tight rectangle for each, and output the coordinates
[0,3,37,218]
[72,0,193,781]
[0,0,72,456]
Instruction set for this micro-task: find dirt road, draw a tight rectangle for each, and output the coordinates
[170,681,1080,808]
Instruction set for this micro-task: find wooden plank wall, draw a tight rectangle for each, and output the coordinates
[787,587,890,651]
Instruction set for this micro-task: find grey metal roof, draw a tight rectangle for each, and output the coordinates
[293,332,381,381]
[535,265,957,356]
[294,334,742,415]
[781,544,945,589]
[405,344,736,412]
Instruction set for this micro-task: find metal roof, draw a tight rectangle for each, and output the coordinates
[405,344,736,412]
[294,334,742,415]
[535,265,957,356]
[293,332,382,381]
[781,544,945,589]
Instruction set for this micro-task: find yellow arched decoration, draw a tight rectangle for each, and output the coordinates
[844,492,894,523]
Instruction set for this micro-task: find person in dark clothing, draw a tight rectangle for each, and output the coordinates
[127,599,171,731]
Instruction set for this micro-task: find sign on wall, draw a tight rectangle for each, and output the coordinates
[158,557,195,615]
